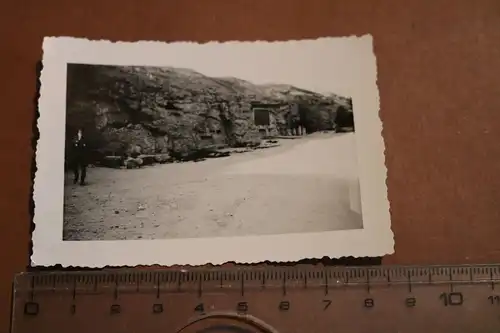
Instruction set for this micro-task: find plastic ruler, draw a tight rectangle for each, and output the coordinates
[10,264,500,333]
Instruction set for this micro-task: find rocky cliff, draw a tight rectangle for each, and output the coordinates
[65,64,353,162]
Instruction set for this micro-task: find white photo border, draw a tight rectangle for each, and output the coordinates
[31,35,393,267]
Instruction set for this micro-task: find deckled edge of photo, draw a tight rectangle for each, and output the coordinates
[31,35,394,268]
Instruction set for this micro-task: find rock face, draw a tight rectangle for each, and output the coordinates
[65,64,354,163]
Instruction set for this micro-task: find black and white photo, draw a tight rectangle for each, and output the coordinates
[32,36,393,267]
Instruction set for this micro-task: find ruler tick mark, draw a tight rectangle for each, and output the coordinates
[198,278,203,298]
[282,276,287,296]
[241,277,245,297]
[156,279,160,299]
[29,277,34,301]
[491,270,495,290]
[324,274,329,296]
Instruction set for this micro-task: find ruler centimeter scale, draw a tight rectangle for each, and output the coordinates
[11,264,500,333]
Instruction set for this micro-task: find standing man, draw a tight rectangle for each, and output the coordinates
[71,128,88,186]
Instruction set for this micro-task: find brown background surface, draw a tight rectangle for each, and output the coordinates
[2,0,500,331]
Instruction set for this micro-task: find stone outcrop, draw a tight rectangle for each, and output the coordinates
[65,64,354,164]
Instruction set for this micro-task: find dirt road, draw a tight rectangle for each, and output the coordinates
[63,132,363,241]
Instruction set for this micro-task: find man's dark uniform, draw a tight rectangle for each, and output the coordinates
[71,134,88,185]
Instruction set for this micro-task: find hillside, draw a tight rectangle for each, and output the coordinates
[65,64,353,163]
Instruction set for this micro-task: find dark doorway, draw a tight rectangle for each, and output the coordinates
[253,108,271,126]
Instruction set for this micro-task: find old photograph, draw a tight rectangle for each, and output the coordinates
[32,36,392,267]
[64,63,361,241]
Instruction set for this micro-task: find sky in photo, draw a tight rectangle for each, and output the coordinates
[65,36,375,98]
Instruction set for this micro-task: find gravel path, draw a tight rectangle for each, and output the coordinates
[63,132,363,241]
